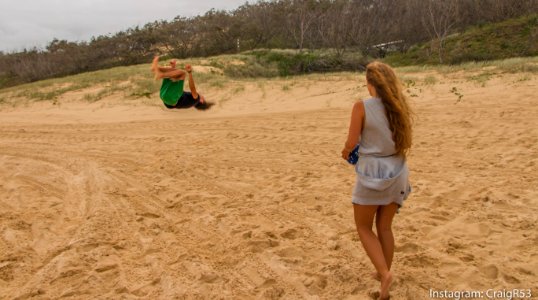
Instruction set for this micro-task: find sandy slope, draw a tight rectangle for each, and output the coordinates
[0,70,537,299]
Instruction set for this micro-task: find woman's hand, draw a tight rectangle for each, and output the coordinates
[185,64,193,73]
[341,147,351,160]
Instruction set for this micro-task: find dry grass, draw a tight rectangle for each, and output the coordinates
[1,55,536,108]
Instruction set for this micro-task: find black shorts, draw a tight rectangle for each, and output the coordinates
[164,92,200,109]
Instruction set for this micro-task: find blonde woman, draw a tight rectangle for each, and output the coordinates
[342,61,413,300]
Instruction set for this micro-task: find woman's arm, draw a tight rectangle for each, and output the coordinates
[341,101,365,160]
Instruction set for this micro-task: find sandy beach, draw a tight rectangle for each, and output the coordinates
[0,67,537,299]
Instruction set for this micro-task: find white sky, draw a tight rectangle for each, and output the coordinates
[0,0,250,52]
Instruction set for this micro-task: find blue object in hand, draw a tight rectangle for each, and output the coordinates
[347,145,360,165]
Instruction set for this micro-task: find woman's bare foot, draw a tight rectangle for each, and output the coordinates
[379,271,393,300]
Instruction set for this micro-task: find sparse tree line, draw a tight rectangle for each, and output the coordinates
[0,0,536,88]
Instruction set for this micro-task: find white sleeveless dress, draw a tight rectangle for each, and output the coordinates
[352,97,411,206]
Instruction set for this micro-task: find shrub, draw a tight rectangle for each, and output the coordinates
[224,50,367,78]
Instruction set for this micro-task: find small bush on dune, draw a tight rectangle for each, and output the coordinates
[423,75,438,85]
[130,78,157,98]
[224,50,368,78]
[224,60,279,78]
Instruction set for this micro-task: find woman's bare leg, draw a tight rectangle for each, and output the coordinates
[376,203,399,271]
[152,56,185,81]
[157,66,173,72]
[156,68,185,81]
[157,60,177,73]
[354,204,393,299]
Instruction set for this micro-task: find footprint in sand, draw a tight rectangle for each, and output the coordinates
[248,239,279,253]
[261,286,285,299]
[0,261,15,282]
[199,272,220,284]
[275,247,303,258]
[302,274,328,292]
[280,228,298,240]
[136,212,161,219]
[458,252,475,262]
[265,231,277,239]
[503,273,520,284]
[395,242,419,253]
[480,264,498,279]
[516,267,534,276]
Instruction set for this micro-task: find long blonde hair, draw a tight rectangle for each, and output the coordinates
[366,61,413,157]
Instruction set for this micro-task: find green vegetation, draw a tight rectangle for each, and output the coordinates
[2,12,536,108]
[450,87,464,103]
[423,75,438,85]
[516,74,532,82]
[129,78,158,99]
[400,76,418,88]
[467,71,495,87]
[394,56,538,74]
[1,48,536,107]
[232,85,246,94]
[2,1,536,89]
[386,14,538,66]
[0,64,153,103]
[224,60,279,78]
[223,49,367,78]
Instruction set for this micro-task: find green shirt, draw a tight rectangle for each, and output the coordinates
[160,78,184,106]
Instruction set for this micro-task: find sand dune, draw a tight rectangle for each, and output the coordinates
[0,69,537,299]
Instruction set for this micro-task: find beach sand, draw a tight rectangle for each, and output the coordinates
[0,69,537,299]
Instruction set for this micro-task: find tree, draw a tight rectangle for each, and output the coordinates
[234,1,288,50]
[1,0,536,88]
[420,0,460,63]
[286,0,326,51]
[314,0,348,55]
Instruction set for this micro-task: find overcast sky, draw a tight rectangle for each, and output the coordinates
[0,0,250,52]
